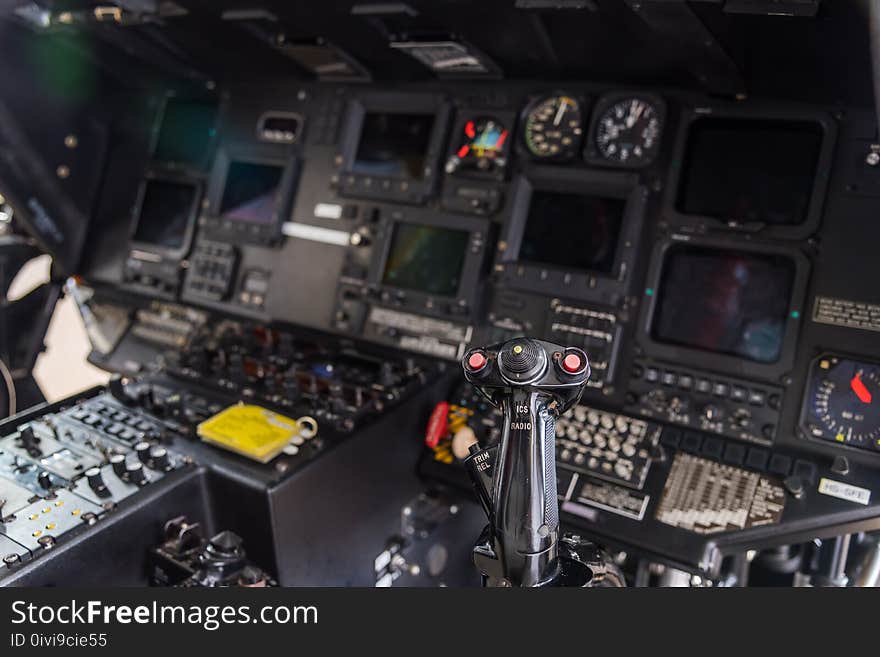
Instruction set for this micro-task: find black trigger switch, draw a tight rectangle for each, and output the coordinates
[831,455,850,476]
[783,475,804,499]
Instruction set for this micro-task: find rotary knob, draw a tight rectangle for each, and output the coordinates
[110,454,127,477]
[126,462,147,486]
[149,446,171,471]
[135,441,151,464]
[86,467,109,496]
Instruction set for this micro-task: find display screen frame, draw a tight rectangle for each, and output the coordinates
[338,92,451,205]
[498,166,647,305]
[205,149,299,242]
[129,173,202,259]
[664,105,836,241]
[369,211,490,307]
[639,235,810,380]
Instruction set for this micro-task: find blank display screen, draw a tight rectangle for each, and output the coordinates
[676,118,823,226]
[382,223,469,297]
[651,245,795,364]
[132,180,197,250]
[219,161,284,224]
[153,99,217,166]
[352,112,435,179]
[519,191,625,274]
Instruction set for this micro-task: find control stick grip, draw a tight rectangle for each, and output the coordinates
[492,388,561,585]
[462,338,589,587]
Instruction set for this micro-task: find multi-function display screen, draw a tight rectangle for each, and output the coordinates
[153,99,218,166]
[219,161,285,225]
[676,117,823,226]
[352,112,435,180]
[381,223,470,297]
[518,191,626,274]
[650,245,796,364]
[131,179,198,250]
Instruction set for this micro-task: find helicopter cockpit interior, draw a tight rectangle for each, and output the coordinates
[0,0,879,588]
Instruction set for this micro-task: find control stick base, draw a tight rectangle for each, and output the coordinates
[473,525,624,587]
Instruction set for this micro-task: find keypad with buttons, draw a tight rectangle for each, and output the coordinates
[555,405,662,490]
[183,240,239,302]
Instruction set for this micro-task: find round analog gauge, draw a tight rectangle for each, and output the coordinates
[522,94,584,160]
[594,96,663,166]
[803,356,880,452]
[445,117,510,175]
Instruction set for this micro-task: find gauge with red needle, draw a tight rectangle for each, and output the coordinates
[445,116,510,175]
[802,355,880,452]
[851,372,872,404]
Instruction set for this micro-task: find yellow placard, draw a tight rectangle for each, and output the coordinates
[197,404,301,463]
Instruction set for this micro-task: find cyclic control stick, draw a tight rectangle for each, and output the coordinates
[461,338,591,587]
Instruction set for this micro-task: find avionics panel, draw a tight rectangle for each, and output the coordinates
[368,211,488,312]
[123,174,202,296]
[639,236,808,380]
[340,210,490,361]
[627,236,809,446]
[497,166,647,306]
[337,92,451,204]
[665,108,835,240]
[202,150,299,245]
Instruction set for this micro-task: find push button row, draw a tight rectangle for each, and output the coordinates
[634,365,777,408]
[659,427,817,483]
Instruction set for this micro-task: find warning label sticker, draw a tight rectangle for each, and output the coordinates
[813,296,880,333]
[563,476,650,521]
[656,453,786,535]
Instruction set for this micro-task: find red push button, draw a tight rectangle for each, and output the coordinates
[562,353,582,373]
[468,352,487,371]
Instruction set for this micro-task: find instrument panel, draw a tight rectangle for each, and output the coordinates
[70,76,880,576]
[88,81,879,463]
